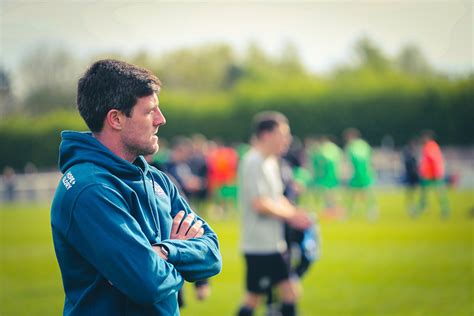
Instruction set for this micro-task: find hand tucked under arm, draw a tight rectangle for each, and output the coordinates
[153,210,204,260]
[156,172,222,281]
[170,210,204,240]
[158,210,221,281]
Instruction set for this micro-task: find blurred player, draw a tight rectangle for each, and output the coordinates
[343,128,378,220]
[236,111,312,316]
[415,130,450,218]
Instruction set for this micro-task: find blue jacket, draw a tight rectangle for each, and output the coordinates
[51,131,222,315]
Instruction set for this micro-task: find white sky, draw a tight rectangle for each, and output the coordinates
[1,0,472,74]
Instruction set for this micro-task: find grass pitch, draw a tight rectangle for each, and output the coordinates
[1,189,473,315]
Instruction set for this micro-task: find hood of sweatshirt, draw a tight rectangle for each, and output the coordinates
[58,131,150,178]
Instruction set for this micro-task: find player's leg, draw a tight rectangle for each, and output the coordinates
[434,180,450,219]
[237,292,262,316]
[366,187,378,220]
[416,179,429,216]
[236,254,267,315]
[194,279,210,301]
[277,279,299,316]
[273,252,299,316]
[345,187,356,218]
[405,185,416,215]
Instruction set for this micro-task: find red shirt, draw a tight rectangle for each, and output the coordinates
[419,140,445,180]
[207,146,238,192]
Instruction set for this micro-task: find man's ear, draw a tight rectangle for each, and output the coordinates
[105,109,124,131]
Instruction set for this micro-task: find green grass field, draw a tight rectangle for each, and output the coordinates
[1,190,473,315]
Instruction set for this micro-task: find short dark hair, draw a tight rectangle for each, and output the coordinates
[252,111,288,138]
[420,129,435,141]
[343,128,361,142]
[77,59,162,132]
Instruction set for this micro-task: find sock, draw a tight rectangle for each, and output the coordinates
[281,303,296,316]
[237,306,253,316]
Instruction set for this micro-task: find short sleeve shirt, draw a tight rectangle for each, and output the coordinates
[239,148,287,254]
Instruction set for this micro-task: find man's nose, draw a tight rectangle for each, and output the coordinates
[155,109,166,126]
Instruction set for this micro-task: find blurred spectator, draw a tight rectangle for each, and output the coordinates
[207,142,239,214]
[401,137,420,214]
[2,166,16,202]
[416,130,450,218]
[344,128,378,220]
[284,137,312,194]
[24,162,38,201]
[188,134,210,199]
[162,136,207,201]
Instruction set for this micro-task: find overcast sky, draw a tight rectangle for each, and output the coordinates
[1,0,472,74]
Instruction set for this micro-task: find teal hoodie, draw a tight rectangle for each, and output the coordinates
[51,131,222,315]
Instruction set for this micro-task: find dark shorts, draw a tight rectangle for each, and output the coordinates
[244,252,291,294]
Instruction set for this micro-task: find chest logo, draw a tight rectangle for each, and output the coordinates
[153,183,166,197]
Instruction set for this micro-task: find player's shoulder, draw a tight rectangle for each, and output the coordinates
[242,148,263,164]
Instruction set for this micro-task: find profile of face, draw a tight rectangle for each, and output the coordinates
[120,93,166,158]
[267,122,292,157]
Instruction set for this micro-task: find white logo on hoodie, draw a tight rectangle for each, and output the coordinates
[62,172,76,190]
[154,183,166,196]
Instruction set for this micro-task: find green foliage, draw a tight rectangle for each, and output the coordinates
[15,46,80,113]
[1,73,472,170]
[0,111,86,170]
[396,44,434,75]
[1,190,473,315]
[354,36,392,72]
[154,44,236,91]
[1,39,472,170]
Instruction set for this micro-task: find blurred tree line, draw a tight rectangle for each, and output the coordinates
[0,37,473,170]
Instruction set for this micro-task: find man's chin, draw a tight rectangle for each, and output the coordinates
[140,145,159,157]
[149,145,159,155]
[150,139,160,154]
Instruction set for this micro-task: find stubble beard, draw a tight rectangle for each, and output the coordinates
[125,137,159,159]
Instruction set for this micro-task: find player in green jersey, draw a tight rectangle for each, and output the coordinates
[343,128,378,220]
[309,136,344,219]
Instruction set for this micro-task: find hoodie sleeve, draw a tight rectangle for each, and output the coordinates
[158,174,222,282]
[65,183,184,305]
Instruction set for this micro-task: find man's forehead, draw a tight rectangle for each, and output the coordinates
[278,122,290,133]
[151,92,159,105]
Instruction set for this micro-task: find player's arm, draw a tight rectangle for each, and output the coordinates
[252,195,295,220]
[244,159,312,230]
[253,195,312,230]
